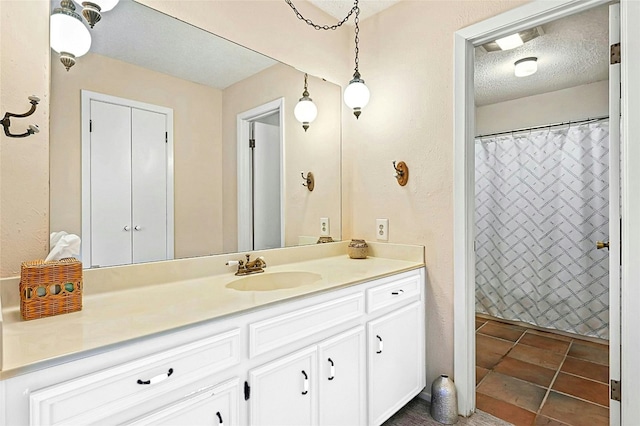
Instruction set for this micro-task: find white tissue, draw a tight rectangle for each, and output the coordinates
[45,231,81,262]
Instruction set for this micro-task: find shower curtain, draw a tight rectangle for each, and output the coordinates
[475,120,609,339]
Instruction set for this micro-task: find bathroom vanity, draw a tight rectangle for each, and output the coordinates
[0,242,425,425]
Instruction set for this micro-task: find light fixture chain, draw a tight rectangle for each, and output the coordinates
[354,5,360,74]
[285,0,358,31]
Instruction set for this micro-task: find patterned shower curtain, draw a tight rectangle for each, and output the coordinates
[475,120,610,339]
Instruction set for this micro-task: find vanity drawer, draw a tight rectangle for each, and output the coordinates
[249,293,365,358]
[30,328,240,426]
[366,271,422,314]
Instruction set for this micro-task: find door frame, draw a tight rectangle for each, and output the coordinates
[81,90,175,267]
[453,0,640,421]
[236,98,285,252]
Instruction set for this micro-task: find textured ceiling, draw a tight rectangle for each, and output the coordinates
[474,5,609,106]
[308,0,401,22]
[64,0,278,89]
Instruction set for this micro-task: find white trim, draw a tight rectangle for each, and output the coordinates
[620,0,640,422]
[236,98,285,252]
[453,0,614,417]
[81,90,174,267]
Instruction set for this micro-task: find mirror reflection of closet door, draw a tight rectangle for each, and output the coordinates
[86,96,171,267]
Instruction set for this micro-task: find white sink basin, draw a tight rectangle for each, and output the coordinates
[226,271,322,292]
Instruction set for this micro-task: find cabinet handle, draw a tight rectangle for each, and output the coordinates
[376,335,384,354]
[136,368,173,385]
[391,289,404,295]
[134,225,141,231]
[123,225,131,231]
[216,411,224,426]
[328,358,335,381]
[301,370,309,395]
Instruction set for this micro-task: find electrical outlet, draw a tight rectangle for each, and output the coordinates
[376,219,389,241]
[320,217,330,236]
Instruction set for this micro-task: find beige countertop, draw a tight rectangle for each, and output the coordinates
[0,242,424,379]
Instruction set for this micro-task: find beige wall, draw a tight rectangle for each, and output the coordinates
[0,1,50,277]
[476,80,609,135]
[221,64,342,252]
[342,0,528,388]
[50,52,224,260]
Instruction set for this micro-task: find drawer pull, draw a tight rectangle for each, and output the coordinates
[301,370,309,395]
[376,335,384,354]
[328,358,335,381]
[216,411,224,426]
[391,289,404,295]
[136,368,173,385]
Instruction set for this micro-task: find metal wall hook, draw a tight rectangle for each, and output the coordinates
[301,171,314,191]
[1,95,40,138]
[393,161,409,186]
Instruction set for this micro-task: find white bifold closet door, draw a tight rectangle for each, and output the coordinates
[89,100,168,267]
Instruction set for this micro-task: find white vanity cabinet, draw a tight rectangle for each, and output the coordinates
[248,327,366,426]
[2,267,425,426]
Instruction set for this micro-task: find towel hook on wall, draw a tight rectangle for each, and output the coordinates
[301,171,314,191]
[393,161,409,186]
[1,95,40,138]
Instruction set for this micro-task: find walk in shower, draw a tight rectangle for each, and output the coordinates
[475,119,610,339]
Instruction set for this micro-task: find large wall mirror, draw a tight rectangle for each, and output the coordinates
[49,0,342,268]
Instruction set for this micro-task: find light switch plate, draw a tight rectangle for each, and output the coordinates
[376,219,389,241]
[320,217,330,236]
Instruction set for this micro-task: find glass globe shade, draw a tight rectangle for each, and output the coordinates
[50,11,91,57]
[344,80,370,110]
[514,57,537,77]
[294,99,318,124]
[93,0,120,12]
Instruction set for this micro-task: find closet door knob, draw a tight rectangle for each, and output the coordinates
[134,225,141,231]
[123,225,131,231]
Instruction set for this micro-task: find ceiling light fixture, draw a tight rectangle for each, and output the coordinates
[294,73,318,132]
[514,57,538,77]
[286,0,370,119]
[81,0,120,29]
[50,0,92,71]
[481,26,544,52]
[495,33,524,51]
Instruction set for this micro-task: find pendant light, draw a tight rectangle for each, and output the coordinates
[285,0,370,119]
[294,74,318,132]
[50,0,92,71]
[343,6,370,119]
[81,0,120,28]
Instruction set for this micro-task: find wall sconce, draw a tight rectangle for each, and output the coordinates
[50,0,92,71]
[1,96,40,138]
[81,0,120,28]
[294,73,318,132]
[514,57,538,77]
[393,161,409,186]
[286,0,370,119]
[301,172,315,191]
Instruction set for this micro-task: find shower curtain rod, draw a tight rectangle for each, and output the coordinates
[475,115,609,139]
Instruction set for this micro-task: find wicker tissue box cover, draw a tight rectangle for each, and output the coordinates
[19,258,83,321]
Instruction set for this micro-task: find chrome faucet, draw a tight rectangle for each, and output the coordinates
[226,254,266,276]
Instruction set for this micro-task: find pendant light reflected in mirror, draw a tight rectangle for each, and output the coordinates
[294,73,318,132]
[50,0,92,71]
[81,0,120,28]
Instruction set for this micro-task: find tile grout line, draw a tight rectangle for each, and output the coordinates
[535,338,573,419]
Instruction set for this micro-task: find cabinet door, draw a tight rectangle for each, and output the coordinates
[318,327,366,426]
[126,379,238,426]
[248,346,317,426]
[368,301,425,426]
[90,100,132,267]
[131,108,169,264]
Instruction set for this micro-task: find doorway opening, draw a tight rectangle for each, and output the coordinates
[237,98,285,251]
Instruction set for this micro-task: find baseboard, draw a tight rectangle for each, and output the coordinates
[418,389,431,402]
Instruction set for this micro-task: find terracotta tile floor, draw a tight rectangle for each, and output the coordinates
[475,316,609,426]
